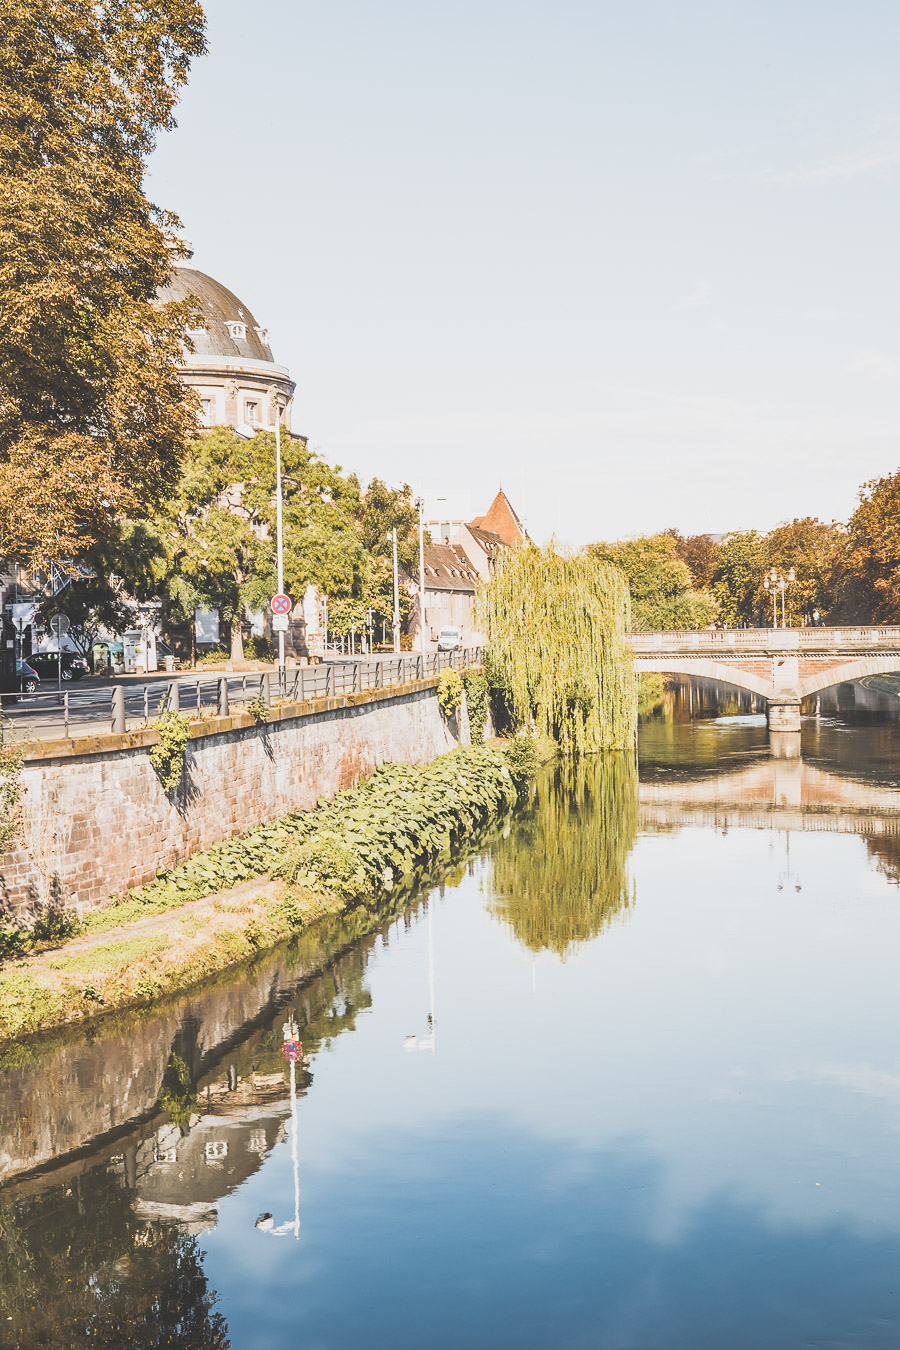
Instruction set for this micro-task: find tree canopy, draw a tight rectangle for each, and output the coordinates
[589,534,717,631]
[0,0,206,568]
[482,543,636,754]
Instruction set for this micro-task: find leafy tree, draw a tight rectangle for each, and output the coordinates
[711,530,765,626]
[762,517,841,625]
[151,428,370,659]
[668,531,719,588]
[589,534,717,630]
[0,0,206,569]
[831,471,900,622]
[39,574,136,666]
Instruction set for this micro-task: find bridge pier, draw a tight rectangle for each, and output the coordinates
[766,699,801,734]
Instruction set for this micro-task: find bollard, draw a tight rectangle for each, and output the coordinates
[218,677,229,718]
[111,685,125,734]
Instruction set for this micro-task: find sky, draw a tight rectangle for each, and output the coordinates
[147,0,900,546]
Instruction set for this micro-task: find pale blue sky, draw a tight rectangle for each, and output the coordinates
[148,1,900,545]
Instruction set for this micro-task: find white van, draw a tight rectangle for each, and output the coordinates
[437,627,461,652]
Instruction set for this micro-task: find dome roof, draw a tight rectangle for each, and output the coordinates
[158,267,276,364]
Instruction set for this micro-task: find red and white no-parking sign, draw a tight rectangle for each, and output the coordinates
[271,593,292,615]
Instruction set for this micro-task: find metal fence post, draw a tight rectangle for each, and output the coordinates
[111,686,125,734]
[218,677,229,717]
[167,680,180,713]
[353,662,360,693]
[64,691,70,738]
[325,664,333,696]
[375,660,382,689]
[417,654,423,681]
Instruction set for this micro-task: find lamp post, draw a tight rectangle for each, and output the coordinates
[764,567,795,628]
[389,527,401,655]
[415,497,426,659]
[274,400,286,675]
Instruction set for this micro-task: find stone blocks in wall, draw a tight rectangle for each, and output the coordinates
[0,680,483,922]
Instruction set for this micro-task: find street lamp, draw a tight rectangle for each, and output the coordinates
[764,567,795,629]
[389,528,401,655]
[414,497,426,659]
[274,400,286,678]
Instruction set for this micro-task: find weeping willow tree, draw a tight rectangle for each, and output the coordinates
[488,755,638,958]
[481,544,637,753]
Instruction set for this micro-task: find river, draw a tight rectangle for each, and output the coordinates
[4,694,900,1348]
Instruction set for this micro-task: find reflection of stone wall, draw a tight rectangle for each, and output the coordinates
[0,903,386,1185]
[1,681,465,919]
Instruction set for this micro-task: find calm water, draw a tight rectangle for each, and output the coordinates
[5,706,900,1347]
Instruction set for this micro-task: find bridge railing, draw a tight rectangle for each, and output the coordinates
[627,626,900,653]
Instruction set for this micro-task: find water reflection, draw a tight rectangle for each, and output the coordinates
[488,754,638,958]
[8,703,900,1347]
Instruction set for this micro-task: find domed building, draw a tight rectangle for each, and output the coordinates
[157,267,297,433]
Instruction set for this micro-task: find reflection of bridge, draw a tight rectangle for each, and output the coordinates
[629,627,900,731]
[640,757,900,836]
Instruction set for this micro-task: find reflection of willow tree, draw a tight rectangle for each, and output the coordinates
[489,756,638,958]
[0,1171,229,1348]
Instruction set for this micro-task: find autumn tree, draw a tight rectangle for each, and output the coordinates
[832,471,900,621]
[668,531,719,588]
[762,517,841,625]
[0,0,206,569]
[589,534,717,630]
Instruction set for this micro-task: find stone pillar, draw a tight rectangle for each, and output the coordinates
[767,700,801,733]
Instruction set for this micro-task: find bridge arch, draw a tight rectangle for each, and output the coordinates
[798,656,900,700]
[633,658,772,701]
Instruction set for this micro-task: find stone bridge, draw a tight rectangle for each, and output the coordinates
[628,626,900,731]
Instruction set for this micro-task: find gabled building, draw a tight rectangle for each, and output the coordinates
[470,488,528,548]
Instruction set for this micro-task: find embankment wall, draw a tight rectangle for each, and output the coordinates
[1,678,477,921]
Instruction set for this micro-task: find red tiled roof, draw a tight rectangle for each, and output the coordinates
[473,490,527,547]
[422,544,479,592]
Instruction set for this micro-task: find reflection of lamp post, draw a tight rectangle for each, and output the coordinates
[763,567,795,628]
[403,898,436,1054]
[256,1018,302,1239]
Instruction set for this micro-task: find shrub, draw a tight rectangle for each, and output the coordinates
[437,668,463,718]
[504,732,539,793]
[246,690,269,724]
[150,711,191,792]
[464,668,489,743]
[31,901,82,944]
[274,836,369,898]
[196,647,229,667]
[245,634,275,662]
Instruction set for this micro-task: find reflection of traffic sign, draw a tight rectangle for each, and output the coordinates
[272,613,289,632]
[271,593,291,615]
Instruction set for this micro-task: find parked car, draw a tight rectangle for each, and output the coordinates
[28,651,90,682]
[16,660,40,694]
[437,626,461,652]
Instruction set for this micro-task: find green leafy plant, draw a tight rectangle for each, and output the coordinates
[0,718,25,854]
[100,745,518,924]
[463,668,489,744]
[196,647,229,667]
[504,732,539,793]
[246,690,269,724]
[275,836,368,897]
[244,634,275,662]
[31,900,82,944]
[437,668,463,718]
[149,711,191,792]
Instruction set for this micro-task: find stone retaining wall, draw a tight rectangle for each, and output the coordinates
[0,677,478,921]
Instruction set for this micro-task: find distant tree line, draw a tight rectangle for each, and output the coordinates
[593,469,900,629]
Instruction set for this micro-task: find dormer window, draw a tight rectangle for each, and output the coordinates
[226,321,247,342]
[255,327,269,346]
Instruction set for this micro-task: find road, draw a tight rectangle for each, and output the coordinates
[0,650,478,740]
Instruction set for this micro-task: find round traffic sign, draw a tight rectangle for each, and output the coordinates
[271,593,292,615]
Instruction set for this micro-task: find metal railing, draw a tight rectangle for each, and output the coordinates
[1,648,484,741]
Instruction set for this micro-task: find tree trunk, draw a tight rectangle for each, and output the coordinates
[230,616,244,663]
